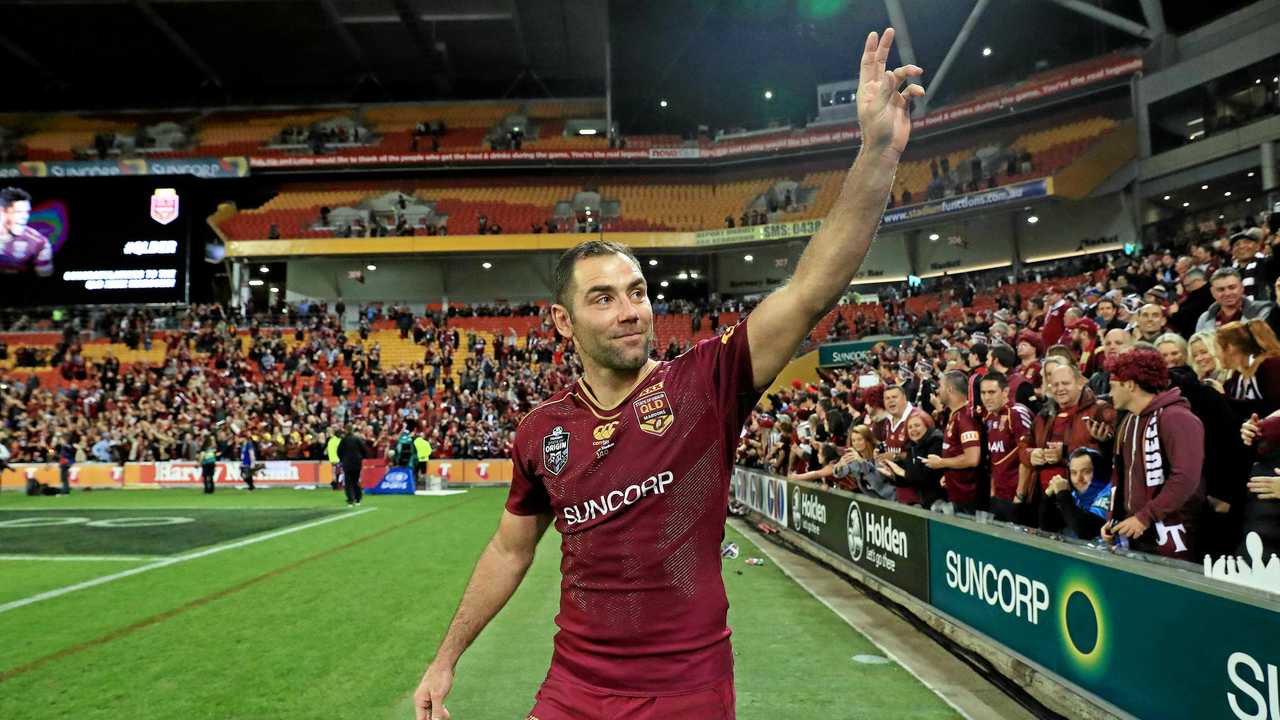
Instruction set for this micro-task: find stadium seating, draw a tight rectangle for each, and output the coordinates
[217,111,1122,242]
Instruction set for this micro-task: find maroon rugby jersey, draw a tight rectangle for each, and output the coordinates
[506,321,760,695]
[941,405,982,505]
[984,402,1033,500]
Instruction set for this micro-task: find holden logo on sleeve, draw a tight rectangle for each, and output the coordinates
[632,385,674,437]
[543,426,570,476]
[846,499,865,562]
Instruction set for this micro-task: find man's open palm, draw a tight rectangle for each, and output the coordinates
[857,28,924,156]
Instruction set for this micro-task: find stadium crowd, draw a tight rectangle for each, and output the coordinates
[740,213,1280,563]
[0,303,583,475]
[4,212,1280,564]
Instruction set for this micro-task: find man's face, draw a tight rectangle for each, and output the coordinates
[979,379,1007,414]
[1110,378,1133,412]
[1069,454,1094,494]
[1049,366,1083,407]
[1016,340,1035,360]
[884,388,905,415]
[1175,257,1192,277]
[1103,329,1132,358]
[1136,305,1165,336]
[5,200,30,234]
[1192,246,1210,263]
[552,253,653,372]
[1233,239,1258,262]
[1211,276,1244,311]
[1096,301,1115,320]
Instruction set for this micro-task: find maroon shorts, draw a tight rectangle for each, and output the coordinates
[527,669,735,720]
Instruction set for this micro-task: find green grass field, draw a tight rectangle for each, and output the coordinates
[0,488,959,719]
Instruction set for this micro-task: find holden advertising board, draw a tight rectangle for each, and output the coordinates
[787,480,929,601]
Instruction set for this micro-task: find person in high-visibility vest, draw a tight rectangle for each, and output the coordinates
[326,429,343,490]
[413,433,433,487]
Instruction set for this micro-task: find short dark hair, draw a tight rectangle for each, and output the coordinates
[979,371,1008,389]
[552,240,642,313]
[883,383,905,397]
[0,187,30,208]
[1211,266,1242,284]
[990,343,1016,370]
[941,369,968,395]
[968,342,989,364]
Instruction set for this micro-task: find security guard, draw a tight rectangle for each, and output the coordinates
[326,428,343,490]
[413,432,433,487]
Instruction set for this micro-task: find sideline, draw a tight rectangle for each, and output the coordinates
[0,507,377,615]
[0,555,161,562]
[731,518,1036,720]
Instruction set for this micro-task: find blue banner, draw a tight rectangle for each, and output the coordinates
[367,467,415,495]
[882,178,1052,226]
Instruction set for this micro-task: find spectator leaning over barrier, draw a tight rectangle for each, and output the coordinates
[924,370,983,515]
[1044,447,1112,541]
[979,371,1034,524]
[877,412,943,509]
[1103,347,1205,560]
[1024,362,1117,533]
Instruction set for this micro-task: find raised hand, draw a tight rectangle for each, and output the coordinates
[857,28,925,157]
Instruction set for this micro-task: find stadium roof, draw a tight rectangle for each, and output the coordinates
[0,0,1256,129]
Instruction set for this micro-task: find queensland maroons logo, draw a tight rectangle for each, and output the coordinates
[632,391,674,436]
[543,426,569,476]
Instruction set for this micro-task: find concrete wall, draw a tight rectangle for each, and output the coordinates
[1018,194,1134,261]
[285,255,556,304]
[711,233,912,294]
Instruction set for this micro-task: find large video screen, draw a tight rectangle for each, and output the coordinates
[0,177,193,306]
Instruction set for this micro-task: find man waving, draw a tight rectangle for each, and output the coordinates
[413,28,923,720]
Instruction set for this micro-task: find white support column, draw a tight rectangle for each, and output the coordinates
[915,0,990,117]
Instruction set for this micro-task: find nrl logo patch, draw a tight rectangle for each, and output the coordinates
[633,391,674,437]
[543,426,570,476]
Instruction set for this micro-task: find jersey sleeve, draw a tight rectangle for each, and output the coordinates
[505,425,552,516]
[685,321,762,446]
[957,411,982,450]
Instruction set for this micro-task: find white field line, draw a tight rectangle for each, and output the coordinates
[0,555,162,562]
[0,507,376,615]
[732,521,975,720]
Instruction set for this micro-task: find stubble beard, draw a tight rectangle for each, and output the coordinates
[581,327,654,372]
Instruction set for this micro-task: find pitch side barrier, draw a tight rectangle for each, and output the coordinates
[729,467,1280,720]
[0,459,516,491]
